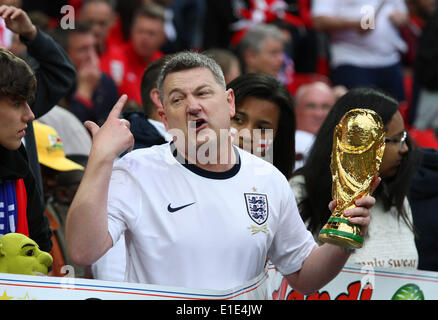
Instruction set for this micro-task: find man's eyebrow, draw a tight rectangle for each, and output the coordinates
[167,88,185,97]
[194,84,212,91]
[21,244,36,249]
[168,84,213,97]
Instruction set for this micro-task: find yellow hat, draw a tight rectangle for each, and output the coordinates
[33,121,85,172]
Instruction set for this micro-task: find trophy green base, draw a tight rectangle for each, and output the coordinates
[319,217,363,249]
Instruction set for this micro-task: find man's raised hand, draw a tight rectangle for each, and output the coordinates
[85,94,134,159]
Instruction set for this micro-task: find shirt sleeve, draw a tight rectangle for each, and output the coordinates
[107,158,142,246]
[268,178,317,276]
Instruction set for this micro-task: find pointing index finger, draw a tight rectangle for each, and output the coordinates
[109,94,128,119]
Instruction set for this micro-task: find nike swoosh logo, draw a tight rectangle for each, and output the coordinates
[167,202,196,213]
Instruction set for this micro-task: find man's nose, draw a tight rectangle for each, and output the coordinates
[24,103,35,122]
[186,95,202,114]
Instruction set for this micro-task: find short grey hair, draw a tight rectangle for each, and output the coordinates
[157,51,226,102]
[238,23,283,56]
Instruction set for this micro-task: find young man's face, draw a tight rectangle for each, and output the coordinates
[0,96,34,150]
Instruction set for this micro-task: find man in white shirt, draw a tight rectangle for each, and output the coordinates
[66,51,375,292]
[91,56,171,282]
[312,0,408,102]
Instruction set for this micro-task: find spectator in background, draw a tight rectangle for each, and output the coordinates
[237,24,285,79]
[227,73,296,180]
[79,0,115,57]
[294,82,336,170]
[52,23,119,126]
[205,48,241,84]
[237,23,296,95]
[78,0,126,86]
[291,88,422,269]
[103,3,166,105]
[312,0,409,102]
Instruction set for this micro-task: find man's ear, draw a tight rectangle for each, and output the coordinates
[159,109,169,130]
[150,88,163,111]
[226,88,236,118]
[150,88,168,128]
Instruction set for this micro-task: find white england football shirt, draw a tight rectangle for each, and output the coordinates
[107,143,316,290]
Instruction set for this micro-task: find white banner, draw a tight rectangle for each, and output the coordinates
[0,263,437,300]
[0,268,269,300]
[267,263,438,300]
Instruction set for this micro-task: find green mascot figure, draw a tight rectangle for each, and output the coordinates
[0,233,53,276]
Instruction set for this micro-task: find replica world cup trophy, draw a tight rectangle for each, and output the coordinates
[319,109,385,249]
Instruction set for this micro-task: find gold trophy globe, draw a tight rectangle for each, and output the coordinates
[319,109,385,249]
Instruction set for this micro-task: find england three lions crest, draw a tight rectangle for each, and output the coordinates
[244,193,269,225]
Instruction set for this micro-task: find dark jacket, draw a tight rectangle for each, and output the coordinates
[122,111,166,150]
[21,28,77,201]
[409,148,438,271]
[22,27,76,118]
[0,145,52,252]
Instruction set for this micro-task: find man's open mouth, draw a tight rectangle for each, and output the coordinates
[189,119,207,131]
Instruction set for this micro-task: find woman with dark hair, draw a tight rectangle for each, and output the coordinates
[227,73,296,179]
[290,87,422,269]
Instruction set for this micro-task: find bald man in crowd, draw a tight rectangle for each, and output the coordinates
[294,82,336,170]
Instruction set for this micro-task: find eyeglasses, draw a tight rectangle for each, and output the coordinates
[385,131,407,151]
